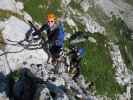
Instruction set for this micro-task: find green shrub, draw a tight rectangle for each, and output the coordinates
[80,33,125,97]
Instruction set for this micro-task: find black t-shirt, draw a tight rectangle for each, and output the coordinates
[39,24,60,45]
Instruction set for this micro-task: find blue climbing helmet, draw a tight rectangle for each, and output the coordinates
[78,48,85,57]
[71,46,85,57]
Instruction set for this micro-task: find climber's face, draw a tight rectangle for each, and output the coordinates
[48,20,55,28]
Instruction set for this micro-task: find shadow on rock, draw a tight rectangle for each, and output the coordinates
[6,68,42,100]
[0,72,9,100]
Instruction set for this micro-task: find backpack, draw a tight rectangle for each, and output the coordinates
[56,23,64,47]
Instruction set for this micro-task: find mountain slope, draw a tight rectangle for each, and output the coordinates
[0,0,133,99]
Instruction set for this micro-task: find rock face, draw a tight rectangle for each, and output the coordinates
[0,0,23,13]
[34,84,53,100]
[0,64,93,100]
[109,42,131,86]
[0,73,9,100]
[0,16,48,74]
[94,0,133,30]
[28,62,92,100]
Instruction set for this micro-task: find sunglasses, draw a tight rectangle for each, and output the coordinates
[48,20,54,23]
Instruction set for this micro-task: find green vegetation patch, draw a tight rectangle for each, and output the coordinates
[64,22,74,34]
[24,0,61,23]
[74,18,85,32]
[125,0,133,6]
[7,70,21,81]
[80,33,125,97]
[0,10,22,20]
[0,32,5,49]
[69,1,83,12]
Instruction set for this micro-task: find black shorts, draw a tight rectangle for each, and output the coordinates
[49,45,62,58]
